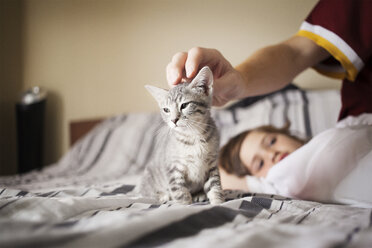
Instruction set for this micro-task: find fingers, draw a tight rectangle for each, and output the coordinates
[166,52,187,87]
[184,47,203,78]
[166,47,206,87]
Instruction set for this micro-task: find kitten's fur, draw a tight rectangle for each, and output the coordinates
[135,66,224,205]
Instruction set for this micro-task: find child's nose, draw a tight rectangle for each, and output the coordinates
[264,149,280,164]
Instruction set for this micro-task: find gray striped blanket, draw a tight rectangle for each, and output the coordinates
[1,86,371,248]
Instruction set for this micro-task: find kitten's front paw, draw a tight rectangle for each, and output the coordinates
[171,191,192,205]
[207,191,225,205]
[159,193,171,203]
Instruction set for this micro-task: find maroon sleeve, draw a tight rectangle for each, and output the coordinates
[305,0,372,63]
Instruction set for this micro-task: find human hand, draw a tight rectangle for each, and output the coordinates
[166,47,246,106]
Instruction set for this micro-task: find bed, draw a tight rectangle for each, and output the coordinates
[1,85,371,248]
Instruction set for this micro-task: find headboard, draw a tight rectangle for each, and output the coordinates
[69,118,103,146]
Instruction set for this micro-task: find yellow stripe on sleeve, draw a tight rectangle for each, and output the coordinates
[313,68,346,79]
[297,30,358,81]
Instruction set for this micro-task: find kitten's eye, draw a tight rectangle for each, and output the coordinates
[163,108,170,113]
[180,102,189,110]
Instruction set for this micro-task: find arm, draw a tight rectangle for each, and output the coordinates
[219,166,249,191]
[236,35,330,97]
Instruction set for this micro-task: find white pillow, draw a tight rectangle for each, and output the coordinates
[249,114,372,208]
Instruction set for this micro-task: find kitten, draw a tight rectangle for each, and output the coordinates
[135,66,224,205]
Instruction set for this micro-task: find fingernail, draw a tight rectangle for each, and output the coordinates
[186,66,194,78]
[171,71,179,84]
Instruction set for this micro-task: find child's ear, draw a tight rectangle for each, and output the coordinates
[188,66,213,96]
[144,85,168,105]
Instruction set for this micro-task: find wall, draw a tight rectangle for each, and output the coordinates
[1,0,340,175]
[0,0,23,175]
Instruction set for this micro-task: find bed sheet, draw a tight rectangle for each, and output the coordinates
[1,185,371,248]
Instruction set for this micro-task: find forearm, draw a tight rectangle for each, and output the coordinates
[236,43,301,96]
[235,36,330,97]
[219,167,249,191]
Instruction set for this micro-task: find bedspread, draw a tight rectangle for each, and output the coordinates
[1,186,371,248]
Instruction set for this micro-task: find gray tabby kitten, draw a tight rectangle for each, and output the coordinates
[135,66,224,205]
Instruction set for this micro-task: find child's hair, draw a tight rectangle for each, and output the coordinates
[219,123,307,177]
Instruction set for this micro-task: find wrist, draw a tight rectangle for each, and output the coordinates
[233,68,250,99]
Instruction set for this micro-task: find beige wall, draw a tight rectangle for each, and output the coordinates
[1,0,340,175]
[0,0,23,175]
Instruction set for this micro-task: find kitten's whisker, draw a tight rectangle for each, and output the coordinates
[186,124,200,138]
[186,123,208,144]
[187,119,215,128]
[186,120,213,133]
[153,119,167,137]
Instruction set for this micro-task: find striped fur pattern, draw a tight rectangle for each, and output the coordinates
[135,66,224,204]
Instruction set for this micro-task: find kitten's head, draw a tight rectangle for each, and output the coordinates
[145,66,213,130]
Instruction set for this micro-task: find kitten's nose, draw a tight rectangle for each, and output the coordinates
[172,118,179,124]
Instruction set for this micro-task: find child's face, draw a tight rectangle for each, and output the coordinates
[239,131,303,177]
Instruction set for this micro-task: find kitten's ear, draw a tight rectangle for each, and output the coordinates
[145,85,168,105]
[188,66,213,96]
